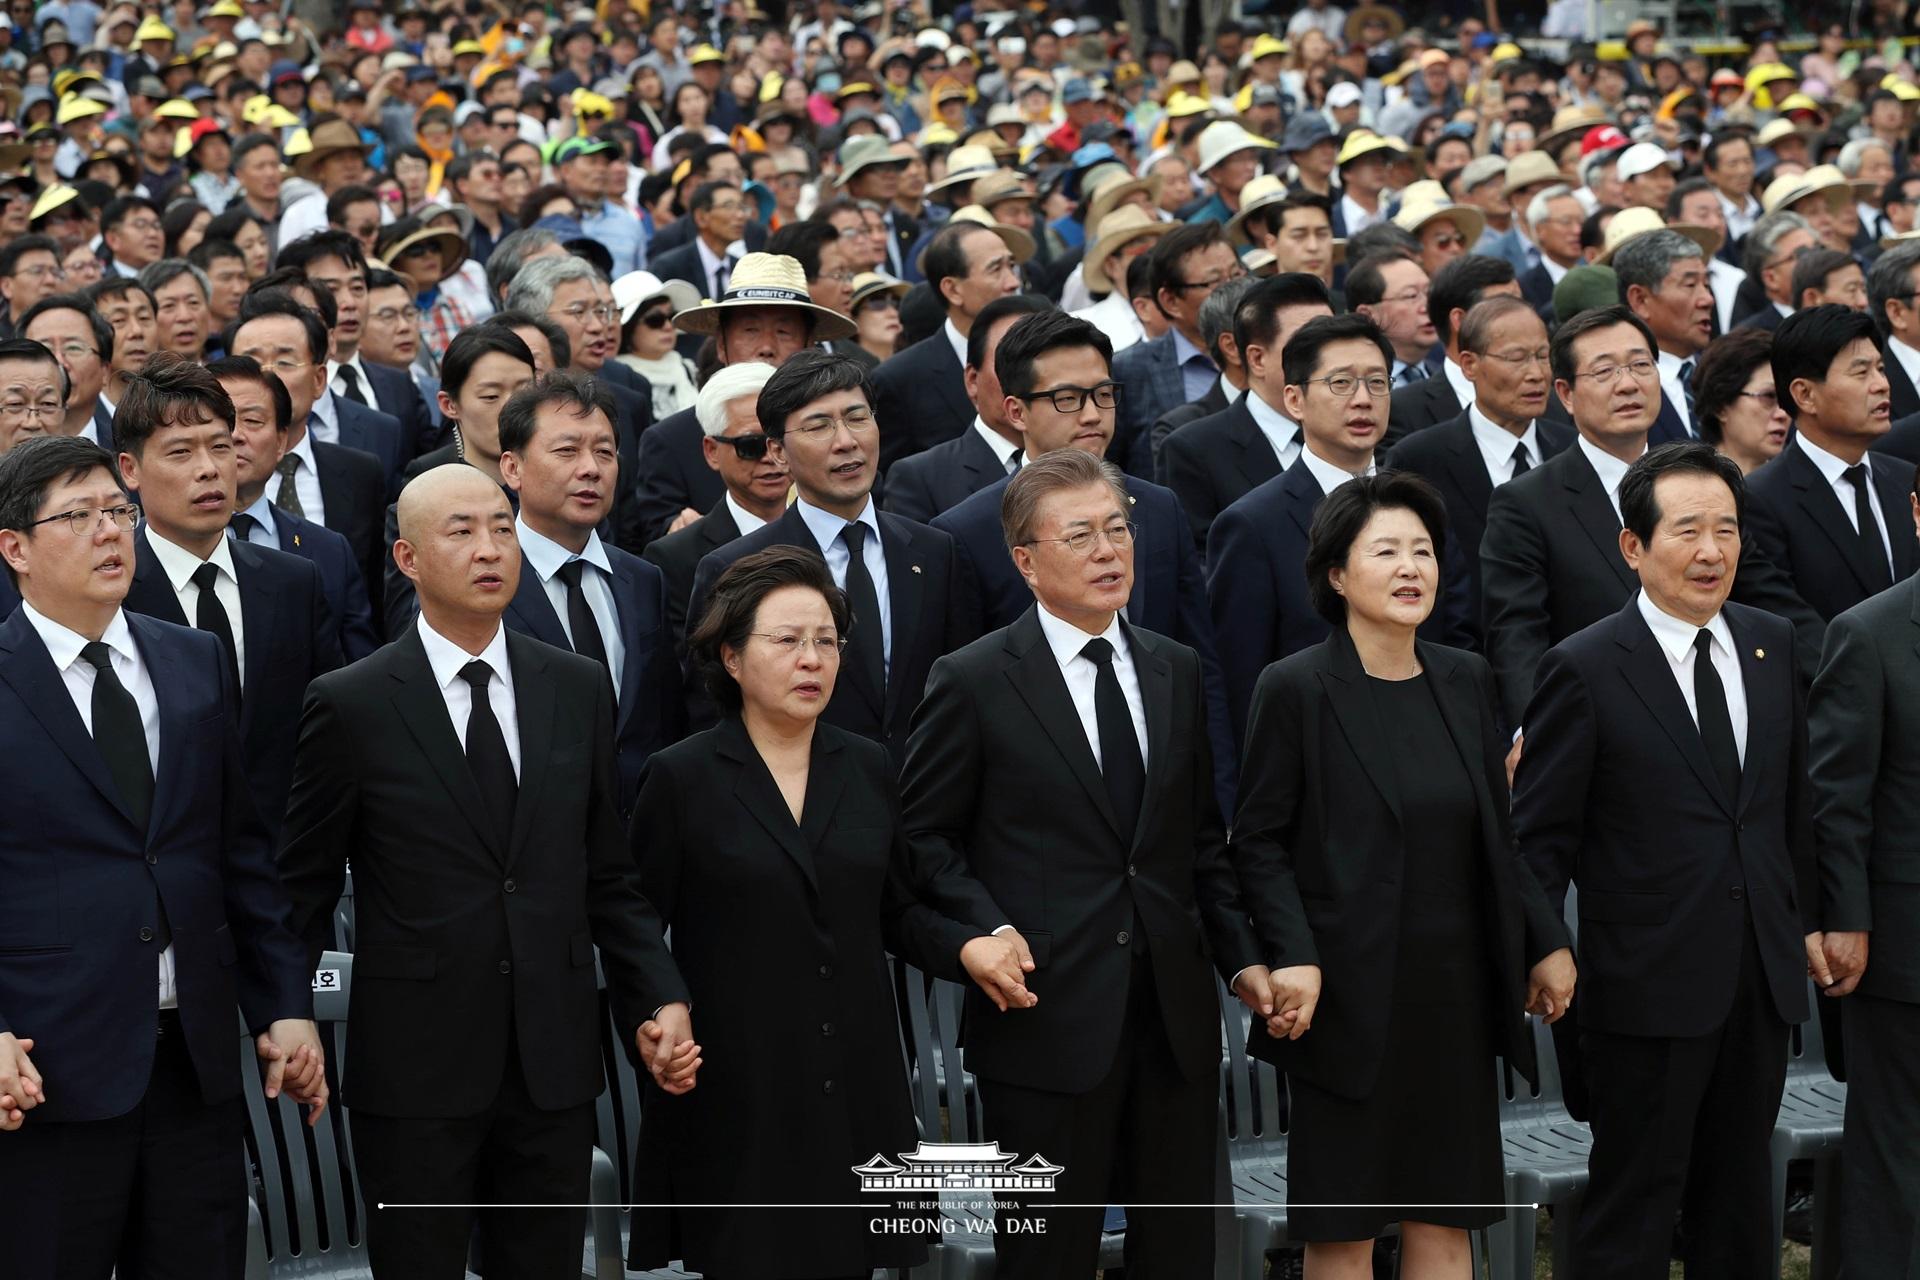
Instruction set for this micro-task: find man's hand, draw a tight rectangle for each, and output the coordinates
[639,1003,700,1095]
[1265,965,1321,1040]
[256,1020,329,1127]
[1526,947,1577,1023]
[1234,964,1297,1039]
[1807,932,1834,989]
[667,506,701,534]
[1823,931,1869,997]
[0,1033,44,1131]
[960,931,1037,1012]
[1505,733,1524,788]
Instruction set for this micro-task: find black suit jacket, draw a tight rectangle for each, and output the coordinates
[1809,575,1920,1003]
[1514,598,1814,1037]
[687,505,960,756]
[0,609,311,1122]
[648,242,732,361]
[1481,438,1826,728]
[330,395,408,500]
[1233,630,1567,1097]
[1887,343,1920,424]
[623,406,722,551]
[880,421,1010,524]
[642,499,741,657]
[1387,411,1576,651]
[257,506,380,660]
[1735,304,1784,333]
[897,608,1264,1095]
[313,438,389,631]
[361,360,437,461]
[1877,408,1920,464]
[1745,441,1920,625]
[122,529,342,837]
[501,544,681,815]
[871,329,973,474]
[595,364,656,540]
[1157,395,1287,548]
[277,625,688,1118]
[1518,261,1557,317]
[1384,371,1462,450]
[1147,378,1232,475]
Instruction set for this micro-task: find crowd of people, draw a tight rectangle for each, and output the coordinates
[6,1,1920,1279]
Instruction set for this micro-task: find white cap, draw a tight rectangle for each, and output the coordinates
[1051,16,1076,37]
[1326,82,1363,109]
[1614,141,1677,182]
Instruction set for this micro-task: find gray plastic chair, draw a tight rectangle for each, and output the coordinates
[1487,1014,1590,1280]
[1770,983,1847,1280]
[1215,977,1293,1280]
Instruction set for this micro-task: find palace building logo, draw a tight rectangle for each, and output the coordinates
[852,1142,1064,1193]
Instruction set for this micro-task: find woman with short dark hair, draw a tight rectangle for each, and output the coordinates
[1691,327,1790,475]
[1234,472,1577,1279]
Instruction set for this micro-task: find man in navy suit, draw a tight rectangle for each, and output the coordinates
[933,308,1238,806]
[20,293,118,448]
[1208,313,1392,748]
[0,433,326,1278]
[215,355,381,659]
[114,353,343,841]
[1616,228,1715,445]
[499,370,681,815]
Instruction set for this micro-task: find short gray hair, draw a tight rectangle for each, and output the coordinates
[486,226,561,303]
[1200,276,1256,366]
[1741,209,1812,280]
[1525,184,1578,233]
[695,361,777,436]
[502,253,606,316]
[1838,138,1892,179]
[999,445,1130,550]
[1868,238,1920,335]
[1612,228,1703,302]
[138,258,209,302]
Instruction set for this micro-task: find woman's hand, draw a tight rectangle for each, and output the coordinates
[1265,965,1321,1040]
[960,931,1037,1011]
[1526,947,1576,1023]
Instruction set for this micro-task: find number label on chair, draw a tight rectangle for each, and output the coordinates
[312,967,342,992]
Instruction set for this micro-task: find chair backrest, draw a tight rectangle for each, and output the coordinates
[1497,1014,1571,1130]
[332,872,355,952]
[897,963,985,1142]
[1215,977,1286,1153]
[1787,980,1831,1081]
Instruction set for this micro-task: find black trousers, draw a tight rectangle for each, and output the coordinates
[0,1009,247,1280]
[350,1036,594,1280]
[1842,991,1920,1277]
[1573,920,1789,1279]
[977,958,1216,1280]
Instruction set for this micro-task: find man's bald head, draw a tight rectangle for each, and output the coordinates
[394,463,520,628]
[396,463,512,544]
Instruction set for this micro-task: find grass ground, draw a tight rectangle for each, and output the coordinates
[1526,1211,1813,1278]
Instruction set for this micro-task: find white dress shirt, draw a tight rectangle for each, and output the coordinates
[1708,258,1747,335]
[143,527,246,686]
[22,602,173,1007]
[1033,602,1148,774]
[516,517,625,695]
[1299,442,1376,496]
[943,318,968,370]
[971,415,1023,474]
[695,235,737,298]
[1339,192,1382,235]
[1888,334,1920,399]
[1441,355,1474,412]
[1576,434,1641,522]
[1244,386,1302,468]
[1541,253,1572,286]
[1468,404,1541,485]
[795,495,892,673]
[307,396,339,446]
[1718,190,1762,245]
[328,353,379,410]
[416,613,521,779]
[1655,348,1698,437]
[1635,591,1748,765]
[723,492,771,537]
[1071,288,1147,354]
[1793,435,1895,572]
[264,430,327,525]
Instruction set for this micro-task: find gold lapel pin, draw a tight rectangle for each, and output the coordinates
[1754,648,1765,659]
[292,533,301,547]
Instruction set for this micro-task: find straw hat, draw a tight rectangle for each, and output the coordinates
[1755,118,1806,150]
[1335,129,1399,168]
[971,169,1032,208]
[849,271,911,312]
[926,143,997,196]
[1082,166,1162,231]
[835,134,909,186]
[1195,120,1275,174]
[376,219,468,282]
[946,204,1036,263]
[154,98,199,122]
[1084,206,1172,295]
[1392,198,1485,246]
[292,118,368,179]
[1537,104,1612,156]
[1346,4,1405,45]
[612,270,702,325]
[1164,60,1202,89]
[1501,150,1565,198]
[1595,205,1715,264]
[1226,173,1290,246]
[29,184,80,222]
[1761,163,1856,215]
[670,252,858,341]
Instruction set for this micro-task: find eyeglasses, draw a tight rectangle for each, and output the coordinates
[1738,388,1780,409]
[788,405,877,439]
[0,399,64,421]
[29,502,139,536]
[119,217,162,234]
[1170,267,1249,293]
[639,309,673,329]
[1570,358,1658,385]
[1024,520,1136,556]
[1019,381,1121,413]
[749,631,846,655]
[248,356,309,375]
[1483,348,1551,369]
[819,270,856,284]
[1303,374,1390,397]
[46,342,96,361]
[552,302,619,325]
[371,305,421,325]
[12,262,65,281]
[718,431,772,459]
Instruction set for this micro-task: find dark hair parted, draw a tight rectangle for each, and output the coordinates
[85,276,155,315]
[1280,312,1394,389]
[993,308,1114,400]
[497,369,617,455]
[1548,304,1657,386]
[441,325,536,402]
[689,545,850,716]
[1249,189,1332,243]
[923,220,996,301]
[0,233,58,278]
[1427,252,1517,349]
[756,348,873,438]
[1146,219,1229,308]
[0,434,125,583]
[965,294,1052,371]
[207,353,293,433]
[17,293,113,366]
[766,219,840,280]
[1789,248,1857,308]
[234,289,330,363]
[1618,439,1745,545]
[1772,303,1883,409]
[275,227,369,277]
[486,309,571,370]
[1341,249,1417,310]
[111,352,236,455]
[1303,470,1450,626]
[0,336,67,400]
[1231,272,1334,357]
[999,444,1131,550]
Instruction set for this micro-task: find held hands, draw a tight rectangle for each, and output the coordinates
[256,1020,329,1127]
[0,1032,45,1130]
[1232,964,1292,1040]
[639,1003,700,1095]
[1819,931,1869,997]
[1806,932,1835,990]
[667,507,702,535]
[1505,734,1524,789]
[1264,965,1321,1040]
[960,931,1038,1012]
[1526,947,1577,1024]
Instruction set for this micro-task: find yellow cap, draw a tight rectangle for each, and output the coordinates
[154,98,199,121]
[572,90,614,118]
[56,96,106,125]
[29,184,79,222]
[204,0,244,16]
[689,43,724,65]
[917,122,959,146]
[134,16,176,43]
[1336,129,1397,166]
[1892,80,1920,103]
[1776,92,1825,115]
[52,69,102,97]
[1164,90,1212,119]
[1249,33,1289,60]
[452,39,485,57]
[283,127,312,157]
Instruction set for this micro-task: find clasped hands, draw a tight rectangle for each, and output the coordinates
[638,1002,701,1095]
[1808,931,1868,997]
[255,1019,331,1126]
[1233,964,1320,1040]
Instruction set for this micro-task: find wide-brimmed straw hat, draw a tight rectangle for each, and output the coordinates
[376,219,467,281]
[292,118,367,180]
[1595,204,1716,264]
[670,252,858,341]
[1084,205,1171,295]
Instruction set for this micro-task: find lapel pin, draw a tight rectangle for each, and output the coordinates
[911,564,922,574]
[1754,648,1765,659]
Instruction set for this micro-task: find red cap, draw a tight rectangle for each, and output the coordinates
[1580,124,1628,156]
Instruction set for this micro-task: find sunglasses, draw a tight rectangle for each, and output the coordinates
[639,308,672,329]
[719,431,772,460]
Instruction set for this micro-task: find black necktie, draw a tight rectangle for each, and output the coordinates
[1679,359,1697,430]
[839,522,886,709]
[713,255,732,297]
[1398,362,1428,386]
[336,363,369,406]
[556,559,610,671]
[229,511,256,542]
[1081,637,1144,838]
[191,562,241,699]
[1692,630,1742,804]
[1008,447,1023,474]
[81,641,167,947]
[1510,441,1532,478]
[1843,464,1894,592]
[459,660,518,842]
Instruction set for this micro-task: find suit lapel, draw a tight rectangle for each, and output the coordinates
[1440,417,1494,517]
[387,628,507,862]
[1872,455,1920,581]
[1124,489,1151,623]
[1004,610,1121,838]
[609,557,645,733]
[934,334,972,426]
[315,452,348,531]
[719,715,818,893]
[798,730,847,857]
[0,612,133,823]
[232,546,273,727]
[1318,630,1402,827]
[1126,623,1174,857]
[133,617,189,841]
[1888,351,1920,420]
[505,561,571,650]
[1226,400,1283,490]
[1421,644,1500,859]
[1282,460,1323,538]
[1649,397,1688,446]
[1727,609,1773,817]
[1561,446,1636,590]
[1785,444,1886,594]
[878,516,922,720]
[504,632,555,867]
[1613,600,1735,816]
[126,529,189,627]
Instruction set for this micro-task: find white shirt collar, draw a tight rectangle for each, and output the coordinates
[1542,254,1571,284]
[695,234,732,284]
[285,428,318,470]
[1298,442,1375,496]
[1793,431,1866,485]
[1339,191,1378,230]
[310,389,339,441]
[515,515,610,584]
[1441,354,1474,411]
[21,600,134,673]
[416,611,511,694]
[723,491,771,536]
[326,351,370,390]
[943,317,968,369]
[971,414,1023,470]
[1576,433,1641,502]
[1468,402,1539,472]
[1774,299,1793,318]
[794,493,880,555]
[1888,334,1920,393]
[1033,599,1127,667]
[1244,385,1299,453]
[1636,588,1734,668]
[1219,373,1247,403]
[143,524,238,593]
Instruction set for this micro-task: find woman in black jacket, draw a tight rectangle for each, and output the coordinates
[1233,473,1577,1279]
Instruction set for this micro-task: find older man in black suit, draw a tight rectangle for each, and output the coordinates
[1380,253,1526,450]
[1515,441,1823,1278]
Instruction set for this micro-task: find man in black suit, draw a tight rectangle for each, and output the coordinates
[1482,306,1825,733]
[1515,441,1822,1277]
[277,463,697,1279]
[1867,239,1920,422]
[1807,473,1920,1272]
[0,433,326,1277]
[497,370,681,814]
[1389,296,1575,651]
[1616,228,1715,445]
[1380,252,1523,450]
[642,362,788,656]
[882,293,1042,524]
[650,181,752,361]
[688,349,959,757]
[114,354,342,839]
[899,446,1281,1279]
[19,293,117,447]
[1160,273,1333,548]
[871,221,1022,475]
[1144,275,1254,474]
[641,142,770,260]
